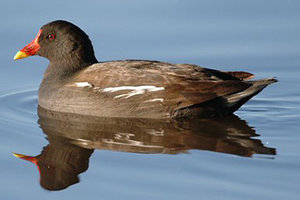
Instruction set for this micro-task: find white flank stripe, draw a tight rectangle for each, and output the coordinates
[102,86,165,99]
[144,98,164,103]
[74,82,93,88]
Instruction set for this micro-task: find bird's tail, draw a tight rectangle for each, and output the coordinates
[225,78,278,113]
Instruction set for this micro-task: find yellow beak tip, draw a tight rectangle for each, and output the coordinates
[14,51,29,60]
[13,152,24,158]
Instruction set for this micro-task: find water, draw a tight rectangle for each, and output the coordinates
[1,1,300,199]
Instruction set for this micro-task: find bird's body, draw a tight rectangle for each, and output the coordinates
[14,20,276,119]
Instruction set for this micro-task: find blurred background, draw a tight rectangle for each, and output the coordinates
[3,0,299,85]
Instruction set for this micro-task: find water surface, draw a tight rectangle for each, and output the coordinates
[0,1,299,200]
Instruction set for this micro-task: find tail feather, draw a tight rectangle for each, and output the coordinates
[225,78,277,113]
[173,78,277,119]
[223,71,255,80]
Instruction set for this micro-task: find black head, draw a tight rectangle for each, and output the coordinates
[38,20,97,63]
[14,20,98,73]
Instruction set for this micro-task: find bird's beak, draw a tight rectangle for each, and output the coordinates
[13,152,37,164]
[14,29,42,60]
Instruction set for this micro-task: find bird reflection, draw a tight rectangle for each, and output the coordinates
[14,106,276,191]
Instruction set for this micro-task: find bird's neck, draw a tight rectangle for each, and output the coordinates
[43,56,98,83]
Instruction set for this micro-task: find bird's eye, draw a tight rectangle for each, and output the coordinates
[47,34,55,40]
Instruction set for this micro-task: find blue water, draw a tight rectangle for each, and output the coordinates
[0,1,300,199]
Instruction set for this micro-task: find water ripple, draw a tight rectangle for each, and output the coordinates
[0,86,38,125]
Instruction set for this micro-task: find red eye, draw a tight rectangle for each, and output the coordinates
[48,34,55,40]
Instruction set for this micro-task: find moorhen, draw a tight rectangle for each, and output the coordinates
[14,20,276,119]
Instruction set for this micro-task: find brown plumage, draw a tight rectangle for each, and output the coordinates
[14,20,277,119]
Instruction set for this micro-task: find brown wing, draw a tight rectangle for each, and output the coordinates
[164,80,250,111]
[222,71,254,80]
[75,60,251,115]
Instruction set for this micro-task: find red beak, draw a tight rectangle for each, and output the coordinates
[13,152,42,180]
[13,153,38,164]
[14,29,42,60]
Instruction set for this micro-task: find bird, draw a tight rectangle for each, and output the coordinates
[14,20,277,119]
